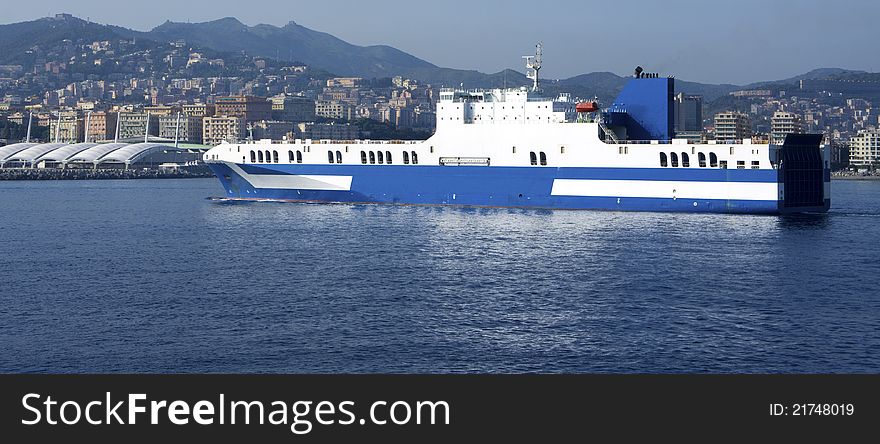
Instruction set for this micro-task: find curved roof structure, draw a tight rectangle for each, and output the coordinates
[1,142,205,168]
[4,143,69,163]
[66,143,130,163]
[0,143,39,162]
[36,143,98,163]
[96,143,170,165]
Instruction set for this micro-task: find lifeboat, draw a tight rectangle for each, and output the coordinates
[576,101,599,113]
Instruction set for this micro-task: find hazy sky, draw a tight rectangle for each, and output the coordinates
[5,0,877,84]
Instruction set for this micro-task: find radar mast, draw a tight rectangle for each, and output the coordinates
[522,43,542,91]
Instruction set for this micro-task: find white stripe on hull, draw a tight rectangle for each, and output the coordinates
[550,179,779,201]
[229,163,352,191]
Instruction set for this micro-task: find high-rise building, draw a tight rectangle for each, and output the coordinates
[117,112,159,141]
[214,96,272,123]
[85,111,117,142]
[849,129,880,167]
[270,95,316,122]
[183,103,215,117]
[315,100,353,120]
[674,93,703,133]
[203,116,245,145]
[770,111,803,143]
[48,112,84,143]
[714,112,750,141]
[159,115,204,144]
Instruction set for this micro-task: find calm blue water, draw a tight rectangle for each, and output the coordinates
[1,178,878,373]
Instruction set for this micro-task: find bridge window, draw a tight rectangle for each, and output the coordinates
[336,151,342,164]
[660,152,668,167]
[540,152,547,166]
[296,150,302,163]
[698,152,706,167]
[386,151,392,164]
[681,152,689,167]
[265,151,271,163]
[730,147,735,155]
[369,151,375,164]
[530,152,537,165]
[377,151,384,164]
[328,150,334,163]
[288,150,294,162]
[361,151,367,164]
[257,150,264,162]
[736,161,745,169]
[403,151,410,164]
[710,152,718,168]
[273,150,278,163]
[251,150,256,163]
[670,152,679,167]
[751,160,760,169]
[720,160,728,169]
[411,151,418,164]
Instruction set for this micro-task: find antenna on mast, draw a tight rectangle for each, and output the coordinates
[522,42,542,91]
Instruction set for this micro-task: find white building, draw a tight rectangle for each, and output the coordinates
[771,111,803,144]
[849,129,880,167]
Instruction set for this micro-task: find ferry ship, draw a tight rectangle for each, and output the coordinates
[203,46,830,214]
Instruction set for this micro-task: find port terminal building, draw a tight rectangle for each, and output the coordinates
[0,140,210,170]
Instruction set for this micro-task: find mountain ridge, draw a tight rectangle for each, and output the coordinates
[0,14,876,101]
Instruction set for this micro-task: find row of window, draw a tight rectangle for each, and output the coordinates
[659,152,760,169]
[248,149,307,164]
[248,149,422,165]
[250,150,280,163]
[529,152,548,166]
[660,152,715,168]
[359,151,419,165]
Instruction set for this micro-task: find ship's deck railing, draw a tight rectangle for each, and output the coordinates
[441,96,567,104]
[235,139,424,145]
[603,139,673,145]
[598,139,765,146]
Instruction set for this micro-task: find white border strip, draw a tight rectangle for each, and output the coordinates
[551,179,778,201]
[229,164,352,190]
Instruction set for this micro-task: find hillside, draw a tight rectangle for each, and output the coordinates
[0,14,877,100]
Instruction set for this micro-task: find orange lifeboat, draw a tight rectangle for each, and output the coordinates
[576,101,598,113]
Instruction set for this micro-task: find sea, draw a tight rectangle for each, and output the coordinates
[1,178,878,373]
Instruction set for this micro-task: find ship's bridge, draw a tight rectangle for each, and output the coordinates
[437,87,577,126]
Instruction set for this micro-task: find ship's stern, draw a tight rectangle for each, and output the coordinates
[777,134,831,213]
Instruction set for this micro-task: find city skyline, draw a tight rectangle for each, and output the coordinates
[3,0,878,85]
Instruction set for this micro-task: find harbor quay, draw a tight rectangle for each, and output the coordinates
[0,166,211,180]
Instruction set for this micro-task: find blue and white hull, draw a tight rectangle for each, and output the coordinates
[207,159,829,214]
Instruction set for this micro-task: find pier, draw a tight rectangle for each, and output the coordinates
[0,166,212,181]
